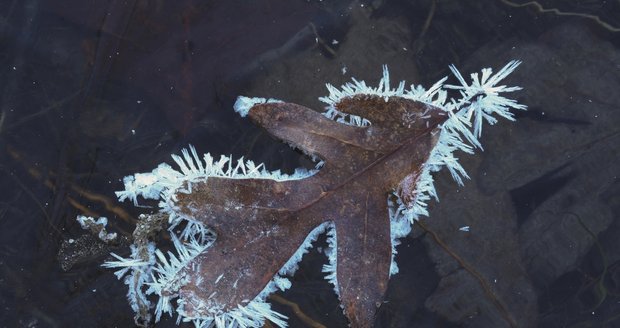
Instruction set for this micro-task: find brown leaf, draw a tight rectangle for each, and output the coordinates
[174,97,447,327]
[105,62,525,328]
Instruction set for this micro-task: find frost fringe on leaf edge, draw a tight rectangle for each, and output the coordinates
[102,60,525,328]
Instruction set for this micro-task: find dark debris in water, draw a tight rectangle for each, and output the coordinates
[57,234,121,272]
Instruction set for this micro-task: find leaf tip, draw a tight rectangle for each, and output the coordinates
[233,96,284,118]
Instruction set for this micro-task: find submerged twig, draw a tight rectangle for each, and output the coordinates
[3,88,83,132]
[571,212,610,311]
[0,165,62,235]
[412,0,436,54]
[500,0,620,32]
[309,22,337,57]
[416,220,517,328]
[5,145,137,225]
[269,294,327,328]
[70,184,136,224]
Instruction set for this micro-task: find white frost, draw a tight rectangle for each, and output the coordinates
[233,96,283,117]
[76,215,117,242]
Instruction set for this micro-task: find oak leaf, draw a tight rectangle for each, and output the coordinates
[104,62,525,328]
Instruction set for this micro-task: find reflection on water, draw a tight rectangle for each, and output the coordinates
[1,0,619,327]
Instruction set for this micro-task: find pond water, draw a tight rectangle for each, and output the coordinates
[1,0,619,327]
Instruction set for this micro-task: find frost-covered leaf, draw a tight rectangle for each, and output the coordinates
[173,97,447,327]
[109,61,524,328]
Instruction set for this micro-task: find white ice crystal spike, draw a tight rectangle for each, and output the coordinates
[178,299,288,328]
[172,154,192,176]
[102,253,149,269]
[424,76,448,101]
[322,222,339,294]
[380,64,390,93]
[101,242,157,323]
[448,64,469,91]
[185,148,202,174]
[189,146,204,172]
[147,235,212,323]
[178,220,214,245]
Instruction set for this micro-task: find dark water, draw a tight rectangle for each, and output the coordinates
[1,0,619,327]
